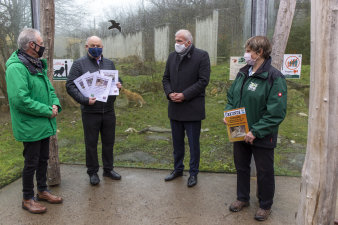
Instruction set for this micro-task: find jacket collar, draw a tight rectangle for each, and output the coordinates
[176,44,195,60]
[17,50,47,75]
[86,53,103,63]
[239,56,272,79]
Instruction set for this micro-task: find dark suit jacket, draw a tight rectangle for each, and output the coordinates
[162,45,210,121]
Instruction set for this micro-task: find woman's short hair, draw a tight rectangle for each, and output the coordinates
[245,36,272,59]
[17,28,40,50]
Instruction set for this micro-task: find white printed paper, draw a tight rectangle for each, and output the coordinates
[89,72,112,102]
[100,70,119,95]
[74,72,91,97]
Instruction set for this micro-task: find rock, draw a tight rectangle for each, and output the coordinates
[146,134,170,141]
[290,140,296,144]
[298,112,308,117]
[138,126,171,133]
[125,128,138,133]
[201,128,209,132]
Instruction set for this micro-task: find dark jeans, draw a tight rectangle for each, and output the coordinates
[22,137,50,200]
[234,141,275,210]
[81,110,116,175]
[170,120,201,176]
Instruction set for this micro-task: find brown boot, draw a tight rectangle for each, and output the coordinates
[22,198,47,214]
[37,191,63,204]
[229,200,250,212]
[254,208,271,221]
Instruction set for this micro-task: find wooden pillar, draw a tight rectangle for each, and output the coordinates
[271,0,297,69]
[296,0,338,224]
[40,0,60,186]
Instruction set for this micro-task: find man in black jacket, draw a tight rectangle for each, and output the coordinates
[66,36,122,185]
[162,29,210,187]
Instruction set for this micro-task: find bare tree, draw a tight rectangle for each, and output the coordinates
[0,0,31,101]
[296,0,338,224]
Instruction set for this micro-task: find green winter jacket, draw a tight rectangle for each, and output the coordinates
[5,50,61,142]
[225,57,287,147]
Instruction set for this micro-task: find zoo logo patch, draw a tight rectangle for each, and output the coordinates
[248,82,258,91]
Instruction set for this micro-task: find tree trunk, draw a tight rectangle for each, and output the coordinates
[40,0,60,186]
[271,0,297,69]
[296,0,338,224]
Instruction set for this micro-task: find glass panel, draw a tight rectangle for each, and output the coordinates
[0,0,32,99]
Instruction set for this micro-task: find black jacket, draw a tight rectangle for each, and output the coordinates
[66,54,121,113]
[162,45,210,121]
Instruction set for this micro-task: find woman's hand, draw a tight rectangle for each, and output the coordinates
[244,131,256,145]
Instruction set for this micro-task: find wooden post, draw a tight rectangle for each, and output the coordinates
[270,0,297,69]
[40,0,60,186]
[297,0,338,224]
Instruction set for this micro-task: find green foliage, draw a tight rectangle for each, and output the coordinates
[285,3,311,64]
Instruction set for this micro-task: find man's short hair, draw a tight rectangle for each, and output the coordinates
[175,29,193,43]
[17,28,40,50]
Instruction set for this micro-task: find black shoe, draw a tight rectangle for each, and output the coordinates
[103,170,121,180]
[187,175,197,187]
[89,173,100,185]
[164,170,183,181]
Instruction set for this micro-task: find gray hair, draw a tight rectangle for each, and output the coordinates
[175,29,193,43]
[17,28,40,50]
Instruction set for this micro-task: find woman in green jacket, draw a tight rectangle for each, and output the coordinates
[224,36,287,221]
[6,28,63,214]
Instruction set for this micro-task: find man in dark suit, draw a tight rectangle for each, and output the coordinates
[66,36,122,185]
[162,29,210,187]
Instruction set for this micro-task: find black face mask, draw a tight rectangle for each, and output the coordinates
[32,42,45,58]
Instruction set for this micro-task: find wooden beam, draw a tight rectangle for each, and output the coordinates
[297,0,338,224]
[271,0,297,70]
[40,0,60,186]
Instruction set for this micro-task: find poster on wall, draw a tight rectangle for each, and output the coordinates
[53,59,73,80]
[281,54,302,79]
[229,57,246,80]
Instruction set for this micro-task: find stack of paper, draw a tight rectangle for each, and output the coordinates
[74,70,119,102]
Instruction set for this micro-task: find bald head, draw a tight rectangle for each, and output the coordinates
[85,36,103,59]
[86,36,102,46]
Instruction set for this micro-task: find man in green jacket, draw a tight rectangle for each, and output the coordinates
[6,28,63,214]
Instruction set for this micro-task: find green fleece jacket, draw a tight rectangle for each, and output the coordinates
[225,57,287,144]
[5,50,61,142]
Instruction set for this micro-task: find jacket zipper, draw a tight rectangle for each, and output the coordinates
[239,72,249,106]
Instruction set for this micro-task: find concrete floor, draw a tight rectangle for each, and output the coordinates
[0,164,336,225]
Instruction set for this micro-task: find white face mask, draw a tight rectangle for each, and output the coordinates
[244,52,258,65]
[175,43,187,53]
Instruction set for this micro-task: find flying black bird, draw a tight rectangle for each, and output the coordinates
[108,20,121,32]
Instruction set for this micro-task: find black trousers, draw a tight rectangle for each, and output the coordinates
[170,120,201,176]
[81,110,116,175]
[233,141,275,210]
[22,137,50,200]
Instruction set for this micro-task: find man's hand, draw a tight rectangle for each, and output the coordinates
[244,131,256,145]
[223,117,228,125]
[116,82,122,89]
[51,105,58,118]
[169,92,184,103]
[89,97,96,105]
